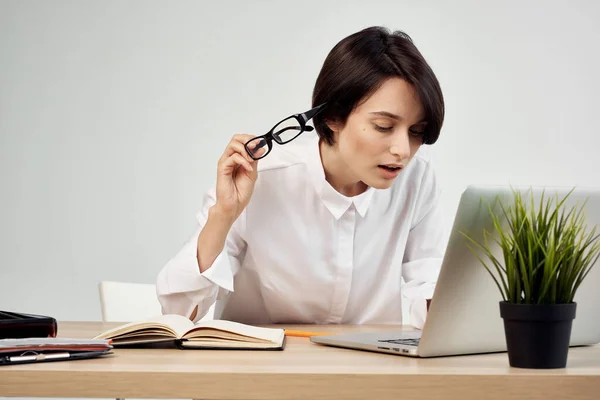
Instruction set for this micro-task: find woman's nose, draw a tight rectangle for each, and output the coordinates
[389,131,411,160]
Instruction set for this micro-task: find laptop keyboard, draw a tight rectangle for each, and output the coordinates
[378,338,420,347]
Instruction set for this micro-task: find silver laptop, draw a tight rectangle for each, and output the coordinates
[311,185,600,357]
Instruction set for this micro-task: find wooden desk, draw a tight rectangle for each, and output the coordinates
[1,322,599,399]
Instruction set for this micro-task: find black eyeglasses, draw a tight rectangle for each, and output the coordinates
[244,103,326,160]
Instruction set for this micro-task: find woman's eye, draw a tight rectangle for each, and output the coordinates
[374,124,393,132]
[409,129,425,136]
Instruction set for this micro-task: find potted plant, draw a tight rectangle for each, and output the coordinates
[462,187,600,368]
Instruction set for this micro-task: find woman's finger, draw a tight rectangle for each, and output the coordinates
[219,152,253,174]
[224,139,256,163]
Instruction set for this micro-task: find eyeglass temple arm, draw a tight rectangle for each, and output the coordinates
[298,103,326,123]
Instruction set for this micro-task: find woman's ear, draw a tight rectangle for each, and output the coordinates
[325,118,342,134]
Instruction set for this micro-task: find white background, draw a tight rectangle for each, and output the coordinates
[1,0,599,322]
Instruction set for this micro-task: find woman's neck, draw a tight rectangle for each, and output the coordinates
[318,138,368,197]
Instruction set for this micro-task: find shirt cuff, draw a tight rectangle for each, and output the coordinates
[199,250,234,292]
[161,243,235,295]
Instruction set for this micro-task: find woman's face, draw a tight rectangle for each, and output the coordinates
[328,77,427,190]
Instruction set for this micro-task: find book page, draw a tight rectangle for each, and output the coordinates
[94,314,194,340]
[185,319,284,344]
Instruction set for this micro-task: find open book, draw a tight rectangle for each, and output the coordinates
[93,314,285,350]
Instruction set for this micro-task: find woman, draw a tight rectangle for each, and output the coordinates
[156,26,446,329]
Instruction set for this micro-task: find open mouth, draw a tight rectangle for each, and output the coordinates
[378,165,401,172]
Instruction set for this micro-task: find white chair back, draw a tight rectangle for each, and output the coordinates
[98,281,162,322]
[98,280,214,322]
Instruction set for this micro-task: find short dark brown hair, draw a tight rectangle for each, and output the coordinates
[312,26,444,146]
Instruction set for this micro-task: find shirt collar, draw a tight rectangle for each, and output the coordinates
[304,134,375,220]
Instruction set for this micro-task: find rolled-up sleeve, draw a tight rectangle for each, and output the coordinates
[156,188,246,321]
[401,162,446,329]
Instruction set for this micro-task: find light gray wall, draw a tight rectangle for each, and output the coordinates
[1,0,599,322]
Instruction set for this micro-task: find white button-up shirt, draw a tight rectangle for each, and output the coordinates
[156,133,446,329]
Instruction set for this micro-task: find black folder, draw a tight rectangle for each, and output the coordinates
[0,310,58,339]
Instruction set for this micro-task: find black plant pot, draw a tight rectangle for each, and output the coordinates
[499,301,576,369]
